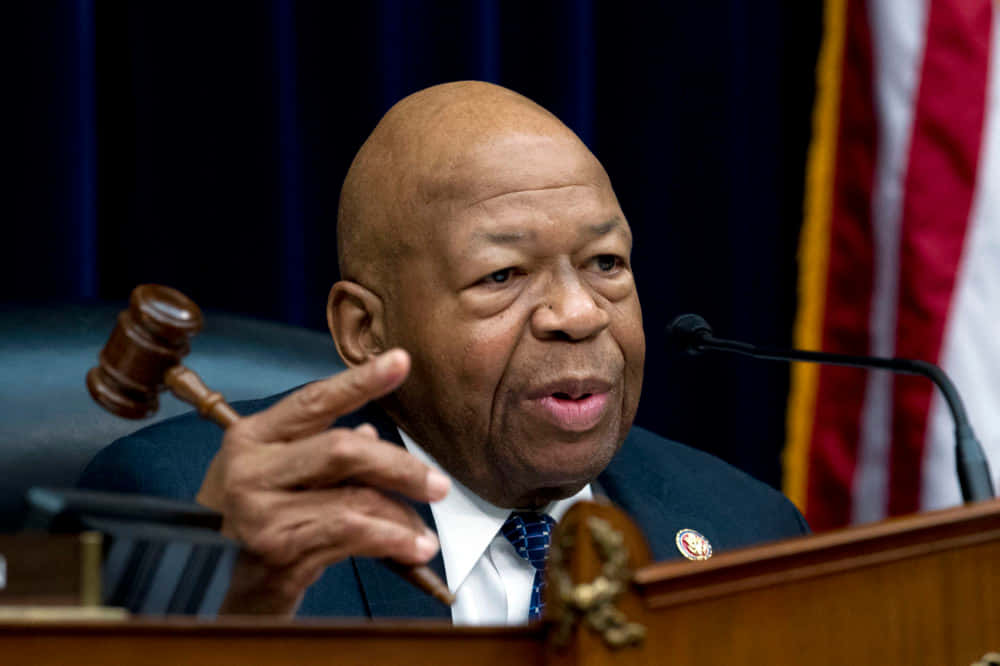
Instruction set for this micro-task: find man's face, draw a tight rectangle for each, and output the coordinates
[384,130,645,507]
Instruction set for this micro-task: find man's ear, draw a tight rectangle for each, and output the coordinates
[327,281,386,367]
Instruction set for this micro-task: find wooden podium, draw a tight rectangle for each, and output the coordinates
[2,499,999,666]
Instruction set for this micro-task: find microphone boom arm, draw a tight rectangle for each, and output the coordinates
[674,315,995,504]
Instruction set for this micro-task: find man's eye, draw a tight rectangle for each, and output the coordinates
[593,255,622,272]
[484,268,515,284]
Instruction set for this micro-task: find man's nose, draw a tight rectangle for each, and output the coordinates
[531,271,610,342]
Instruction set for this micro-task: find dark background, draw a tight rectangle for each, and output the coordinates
[6,1,823,490]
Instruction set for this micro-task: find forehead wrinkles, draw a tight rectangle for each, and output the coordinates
[415,145,606,250]
[425,132,597,203]
[421,176,625,272]
[366,98,609,282]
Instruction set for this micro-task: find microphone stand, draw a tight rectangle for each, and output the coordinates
[670,314,995,503]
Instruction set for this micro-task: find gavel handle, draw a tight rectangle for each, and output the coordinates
[162,364,455,607]
[165,365,241,428]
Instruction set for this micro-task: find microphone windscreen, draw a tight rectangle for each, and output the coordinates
[666,314,713,354]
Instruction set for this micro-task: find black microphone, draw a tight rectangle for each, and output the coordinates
[667,313,995,504]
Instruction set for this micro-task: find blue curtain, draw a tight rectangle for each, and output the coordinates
[6,1,821,488]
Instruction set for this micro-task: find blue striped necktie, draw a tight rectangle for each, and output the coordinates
[501,511,556,621]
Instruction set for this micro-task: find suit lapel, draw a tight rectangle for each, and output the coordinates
[598,433,723,564]
[598,462,676,562]
[342,404,452,620]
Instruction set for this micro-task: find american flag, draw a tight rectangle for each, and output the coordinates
[784,0,999,530]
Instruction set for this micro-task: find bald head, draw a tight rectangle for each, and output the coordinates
[336,81,597,292]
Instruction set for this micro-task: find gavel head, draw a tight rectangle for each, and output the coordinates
[87,284,204,419]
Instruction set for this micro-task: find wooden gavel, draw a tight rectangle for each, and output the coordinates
[87,284,238,426]
[88,284,453,606]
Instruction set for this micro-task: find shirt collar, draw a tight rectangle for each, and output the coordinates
[398,428,592,594]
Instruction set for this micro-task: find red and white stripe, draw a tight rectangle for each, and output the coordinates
[922,5,1000,511]
[852,0,930,524]
[789,0,996,529]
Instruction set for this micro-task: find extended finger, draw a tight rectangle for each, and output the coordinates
[354,423,378,438]
[242,349,410,442]
[218,490,437,614]
[288,512,439,568]
[235,486,438,569]
[258,429,450,502]
[255,516,438,610]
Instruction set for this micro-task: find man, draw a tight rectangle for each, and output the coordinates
[80,81,808,622]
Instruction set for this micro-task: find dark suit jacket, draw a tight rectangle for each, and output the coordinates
[78,392,809,618]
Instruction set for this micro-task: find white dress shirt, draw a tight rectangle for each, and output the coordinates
[398,429,593,625]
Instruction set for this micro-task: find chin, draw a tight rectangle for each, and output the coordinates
[513,481,591,509]
[517,433,619,497]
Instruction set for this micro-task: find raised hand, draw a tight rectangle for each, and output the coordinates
[196,349,450,614]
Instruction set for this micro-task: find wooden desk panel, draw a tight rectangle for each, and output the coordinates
[3,501,1000,666]
[628,500,1000,666]
[0,619,544,666]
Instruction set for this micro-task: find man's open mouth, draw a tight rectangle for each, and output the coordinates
[551,391,592,401]
[525,378,613,432]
